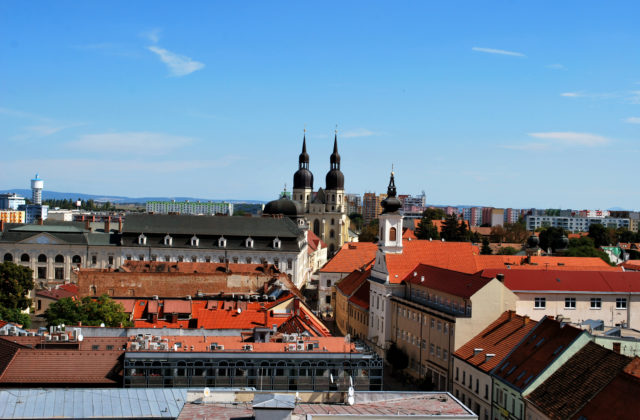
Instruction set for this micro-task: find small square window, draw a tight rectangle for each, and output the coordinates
[534,297,546,309]
[590,297,601,309]
[616,298,627,309]
[564,297,576,309]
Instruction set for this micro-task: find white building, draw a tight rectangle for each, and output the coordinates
[525,214,629,232]
[0,193,26,210]
[146,200,234,216]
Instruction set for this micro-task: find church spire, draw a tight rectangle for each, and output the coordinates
[298,130,309,169]
[381,169,402,214]
[329,132,340,170]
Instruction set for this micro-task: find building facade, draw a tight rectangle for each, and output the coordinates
[146,200,234,216]
[0,193,26,210]
[525,214,630,232]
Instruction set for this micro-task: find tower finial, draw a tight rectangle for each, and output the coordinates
[391,163,394,176]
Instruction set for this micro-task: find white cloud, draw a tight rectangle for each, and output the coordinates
[66,132,195,155]
[561,92,582,97]
[148,46,204,77]
[341,128,377,138]
[629,91,640,105]
[528,131,611,146]
[471,47,526,57]
[625,117,640,124]
[141,28,162,44]
[546,64,567,70]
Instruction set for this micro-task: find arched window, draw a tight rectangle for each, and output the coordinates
[389,227,397,241]
[329,229,335,239]
[164,235,173,246]
[245,237,254,248]
[38,254,47,263]
[313,220,320,236]
[3,253,13,262]
[138,234,147,245]
[72,255,81,264]
[191,235,199,247]
[273,238,281,249]
[218,236,227,248]
[20,254,30,262]
[55,254,64,263]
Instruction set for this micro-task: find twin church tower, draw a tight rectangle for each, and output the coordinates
[291,132,350,255]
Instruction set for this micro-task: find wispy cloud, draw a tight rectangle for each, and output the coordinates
[560,92,583,97]
[625,117,640,124]
[546,64,567,70]
[471,47,526,57]
[341,128,377,138]
[66,132,195,155]
[148,46,204,77]
[141,28,162,44]
[528,131,611,147]
[0,107,50,121]
[629,91,640,105]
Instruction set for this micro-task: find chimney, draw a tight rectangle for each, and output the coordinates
[496,273,505,282]
[0,220,4,232]
[37,218,44,225]
[485,353,495,363]
[473,348,483,357]
[118,217,123,233]
[85,220,91,231]
[104,217,111,233]
[523,315,530,325]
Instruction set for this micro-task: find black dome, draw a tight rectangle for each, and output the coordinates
[263,195,300,216]
[325,169,344,190]
[527,234,539,248]
[381,171,402,214]
[293,168,313,189]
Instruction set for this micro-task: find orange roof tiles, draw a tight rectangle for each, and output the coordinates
[36,283,79,300]
[307,230,326,253]
[348,280,370,310]
[402,227,417,240]
[454,311,537,373]
[404,265,493,299]
[319,242,378,273]
[120,260,282,275]
[164,300,192,313]
[335,267,372,296]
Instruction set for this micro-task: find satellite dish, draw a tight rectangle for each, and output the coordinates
[77,335,84,342]
[347,395,355,406]
[203,387,211,398]
[348,386,355,397]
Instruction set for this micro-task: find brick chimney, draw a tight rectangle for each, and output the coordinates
[523,315,530,324]
[104,216,111,233]
[118,217,123,233]
[37,217,44,225]
[0,220,4,232]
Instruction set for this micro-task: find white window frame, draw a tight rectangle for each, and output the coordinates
[273,237,281,249]
[218,236,227,248]
[564,297,576,309]
[191,235,199,247]
[245,237,254,248]
[616,298,627,309]
[534,297,546,309]
[590,297,602,309]
[164,235,172,246]
[138,234,147,245]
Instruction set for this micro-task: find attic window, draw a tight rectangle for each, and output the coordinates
[164,235,173,246]
[246,237,254,248]
[273,238,281,249]
[218,237,227,248]
[191,235,199,247]
[138,234,147,245]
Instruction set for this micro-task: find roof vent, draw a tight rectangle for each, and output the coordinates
[485,353,495,362]
[473,348,483,356]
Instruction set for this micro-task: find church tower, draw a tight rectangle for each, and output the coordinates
[324,133,345,213]
[377,170,403,254]
[292,132,313,212]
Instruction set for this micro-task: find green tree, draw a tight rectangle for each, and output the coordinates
[349,213,364,231]
[421,208,445,221]
[497,246,519,255]
[566,237,612,265]
[538,227,568,252]
[0,262,34,312]
[441,214,461,241]
[358,219,379,242]
[588,224,611,248]
[45,294,132,327]
[415,218,439,240]
[490,225,506,243]
[504,222,528,243]
[480,238,492,255]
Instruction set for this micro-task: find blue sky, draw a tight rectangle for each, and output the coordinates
[1,1,639,209]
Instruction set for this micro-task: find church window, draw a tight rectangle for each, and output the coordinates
[389,227,397,241]
[21,254,30,262]
[191,235,199,247]
[38,254,47,263]
[331,218,335,225]
[313,220,320,236]
[330,229,335,239]
[273,238,281,249]
[245,237,254,248]
[218,237,227,248]
[54,254,64,263]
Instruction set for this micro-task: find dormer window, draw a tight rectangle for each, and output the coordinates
[191,235,199,247]
[138,234,147,245]
[245,237,254,248]
[164,235,173,246]
[273,237,281,249]
[218,236,227,248]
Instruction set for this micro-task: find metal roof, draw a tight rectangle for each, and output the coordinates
[0,388,187,419]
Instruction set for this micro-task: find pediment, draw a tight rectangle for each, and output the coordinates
[18,232,67,245]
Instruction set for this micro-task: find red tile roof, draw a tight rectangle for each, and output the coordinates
[402,227,417,240]
[335,267,372,297]
[319,242,378,273]
[348,280,370,310]
[454,311,537,372]
[307,230,326,253]
[621,260,640,271]
[403,265,492,299]
[164,300,192,313]
[36,283,79,300]
[570,357,640,419]
[493,317,585,391]
[120,260,282,275]
[480,268,640,293]
[527,341,631,419]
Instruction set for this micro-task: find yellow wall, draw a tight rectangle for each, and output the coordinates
[0,211,25,223]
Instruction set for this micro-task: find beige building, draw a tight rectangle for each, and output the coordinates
[390,265,517,391]
[334,268,371,337]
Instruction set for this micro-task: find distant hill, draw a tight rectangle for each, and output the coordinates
[0,189,265,205]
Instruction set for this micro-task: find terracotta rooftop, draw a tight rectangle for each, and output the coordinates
[119,260,282,275]
[307,230,326,254]
[348,280,370,310]
[527,341,631,420]
[335,267,372,297]
[492,317,584,391]
[319,242,378,273]
[454,311,536,373]
[402,227,417,240]
[403,264,493,299]
[35,283,79,300]
[480,268,640,293]
[570,357,640,419]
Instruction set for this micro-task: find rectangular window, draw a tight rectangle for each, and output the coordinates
[484,384,489,399]
[455,367,459,381]
[616,298,627,309]
[91,255,97,265]
[430,344,435,356]
[108,256,114,265]
[287,259,292,270]
[54,267,64,280]
[564,297,576,309]
[590,297,602,309]
[37,267,47,279]
[534,297,546,308]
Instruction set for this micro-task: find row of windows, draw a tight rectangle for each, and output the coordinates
[395,329,449,361]
[534,296,628,309]
[455,390,487,420]
[408,288,469,315]
[4,253,83,264]
[124,254,293,269]
[138,235,282,250]
[396,306,453,335]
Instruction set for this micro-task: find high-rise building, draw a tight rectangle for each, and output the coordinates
[31,174,44,205]
[362,192,386,225]
[462,207,482,227]
[0,193,26,210]
[146,200,233,216]
[345,193,362,215]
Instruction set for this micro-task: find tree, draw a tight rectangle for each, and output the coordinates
[497,246,519,255]
[358,219,379,242]
[480,238,492,255]
[44,294,132,327]
[421,208,445,221]
[504,222,528,243]
[349,213,364,231]
[588,224,610,248]
[0,262,34,312]
[415,218,439,240]
[490,226,506,243]
[441,214,461,241]
[538,227,567,252]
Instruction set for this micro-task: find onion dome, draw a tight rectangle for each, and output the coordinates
[325,133,344,190]
[526,233,539,248]
[293,133,313,189]
[559,233,569,250]
[263,193,301,217]
[381,171,402,214]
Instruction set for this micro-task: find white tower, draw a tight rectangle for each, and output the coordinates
[377,171,403,254]
[31,173,44,205]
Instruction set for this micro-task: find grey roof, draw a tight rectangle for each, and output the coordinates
[123,214,302,238]
[0,388,187,419]
[252,393,296,409]
[312,188,326,204]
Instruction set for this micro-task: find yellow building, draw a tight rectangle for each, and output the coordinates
[0,210,26,224]
[334,267,371,337]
